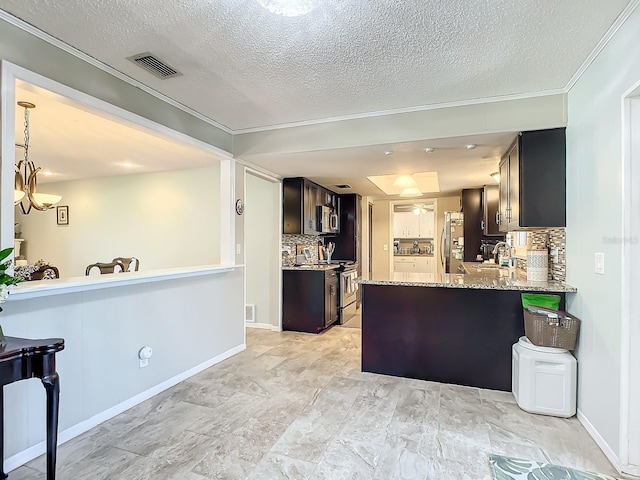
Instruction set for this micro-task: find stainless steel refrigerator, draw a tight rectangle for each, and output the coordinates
[440,212,465,274]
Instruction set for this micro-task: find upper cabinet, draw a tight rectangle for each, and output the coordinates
[498,128,566,231]
[393,210,434,239]
[283,177,339,235]
[482,185,502,236]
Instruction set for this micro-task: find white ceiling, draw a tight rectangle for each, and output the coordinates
[0,0,630,131]
[241,132,517,196]
[3,1,631,197]
[14,81,220,184]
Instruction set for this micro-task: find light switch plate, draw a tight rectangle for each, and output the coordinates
[594,253,605,275]
[383,244,388,251]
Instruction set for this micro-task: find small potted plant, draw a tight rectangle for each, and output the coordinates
[0,247,21,345]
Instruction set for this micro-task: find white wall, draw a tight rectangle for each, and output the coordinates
[566,4,640,464]
[372,199,391,277]
[245,172,280,326]
[2,268,244,465]
[17,165,220,277]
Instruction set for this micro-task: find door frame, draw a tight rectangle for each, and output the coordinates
[620,82,640,476]
[243,166,283,332]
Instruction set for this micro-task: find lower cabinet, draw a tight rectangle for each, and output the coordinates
[283,269,339,333]
[393,256,434,273]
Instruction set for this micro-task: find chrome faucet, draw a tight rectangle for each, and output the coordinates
[492,242,509,263]
[492,241,509,255]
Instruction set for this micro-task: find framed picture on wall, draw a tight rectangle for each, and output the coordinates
[56,205,69,225]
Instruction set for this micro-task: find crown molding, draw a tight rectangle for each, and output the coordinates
[565,0,640,92]
[233,89,568,134]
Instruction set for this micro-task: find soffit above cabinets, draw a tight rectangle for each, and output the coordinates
[0,0,629,131]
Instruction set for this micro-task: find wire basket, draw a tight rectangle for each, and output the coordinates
[524,308,580,350]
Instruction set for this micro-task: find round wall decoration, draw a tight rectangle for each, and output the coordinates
[235,199,244,215]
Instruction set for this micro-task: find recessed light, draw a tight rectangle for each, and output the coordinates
[466,144,477,150]
[424,147,435,153]
[122,162,135,168]
[42,171,54,176]
[384,151,394,156]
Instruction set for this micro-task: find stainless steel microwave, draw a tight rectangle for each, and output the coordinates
[317,205,338,233]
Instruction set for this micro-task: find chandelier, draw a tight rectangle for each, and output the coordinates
[14,101,62,214]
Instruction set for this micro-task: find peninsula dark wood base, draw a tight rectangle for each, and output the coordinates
[361,284,565,391]
[0,336,65,479]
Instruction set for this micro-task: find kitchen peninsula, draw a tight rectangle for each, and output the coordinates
[357,267,576,391]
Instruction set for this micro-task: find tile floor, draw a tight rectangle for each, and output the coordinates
[13,326,618,479]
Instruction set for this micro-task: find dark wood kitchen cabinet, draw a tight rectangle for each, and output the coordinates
[498,128,566,231]
[482,184,502,236]
[461,188,504,262]
[283,269,339,333]
[283,177,339,235]
[333,194,362,262]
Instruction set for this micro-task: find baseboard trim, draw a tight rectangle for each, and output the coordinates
[577,409,625,476]
[245,322,275,330]
[5,343,246,473]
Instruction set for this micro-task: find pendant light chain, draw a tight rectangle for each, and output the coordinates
[23,106,30,166]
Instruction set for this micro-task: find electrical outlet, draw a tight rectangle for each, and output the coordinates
[383,244,388,251]
[594,253,605,275]
[236,243,241,255]
[550,248,559,264]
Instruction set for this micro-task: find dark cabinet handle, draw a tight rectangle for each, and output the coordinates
[496,211,501,225]
[481,220,485,231]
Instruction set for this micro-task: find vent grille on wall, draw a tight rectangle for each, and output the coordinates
[245,304,256,322]
[127,52,182,79]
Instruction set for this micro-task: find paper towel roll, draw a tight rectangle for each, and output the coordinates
[527,249,548,282]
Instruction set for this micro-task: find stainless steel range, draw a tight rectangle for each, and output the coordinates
[335,262,359,324]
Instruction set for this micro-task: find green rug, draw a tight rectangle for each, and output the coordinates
[489,455,622,480]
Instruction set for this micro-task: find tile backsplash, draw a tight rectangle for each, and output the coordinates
[282,234,323,266]
[514,228,566,282]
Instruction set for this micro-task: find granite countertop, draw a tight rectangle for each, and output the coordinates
[282,264,341,271]
[356,268,577,292]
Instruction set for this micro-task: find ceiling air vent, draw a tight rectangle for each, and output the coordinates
[334,184,352,189]
[127,52,182,79]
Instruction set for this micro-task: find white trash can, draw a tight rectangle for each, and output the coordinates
[512,336,577,417]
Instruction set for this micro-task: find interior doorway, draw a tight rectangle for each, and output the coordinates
[621,92,640,475]
[244,169,281,331]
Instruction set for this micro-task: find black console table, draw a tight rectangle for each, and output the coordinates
[0,337,64,479]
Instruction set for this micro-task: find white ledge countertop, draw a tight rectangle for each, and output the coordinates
[7,264,237,300]
[356,271,576,292]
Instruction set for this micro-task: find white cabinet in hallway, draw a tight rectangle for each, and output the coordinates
[393,256,434,273]
[393,211,435,239]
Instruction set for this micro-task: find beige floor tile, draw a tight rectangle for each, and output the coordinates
[17,326,619,480]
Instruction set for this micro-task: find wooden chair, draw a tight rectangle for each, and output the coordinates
[113,257,139,272]
[29,265,60,280]
[85,261,125,276]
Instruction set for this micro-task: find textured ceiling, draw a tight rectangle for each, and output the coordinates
[0,0,630,131]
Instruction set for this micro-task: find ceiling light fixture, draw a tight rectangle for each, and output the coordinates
[490,171,500,183]
[384,151,394,156]
[256,0,318,17]
[424,147,435,153]
[399,187,423,198]
[393,175,417,188]
[14,101,62,214]
[466,144,477,150]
